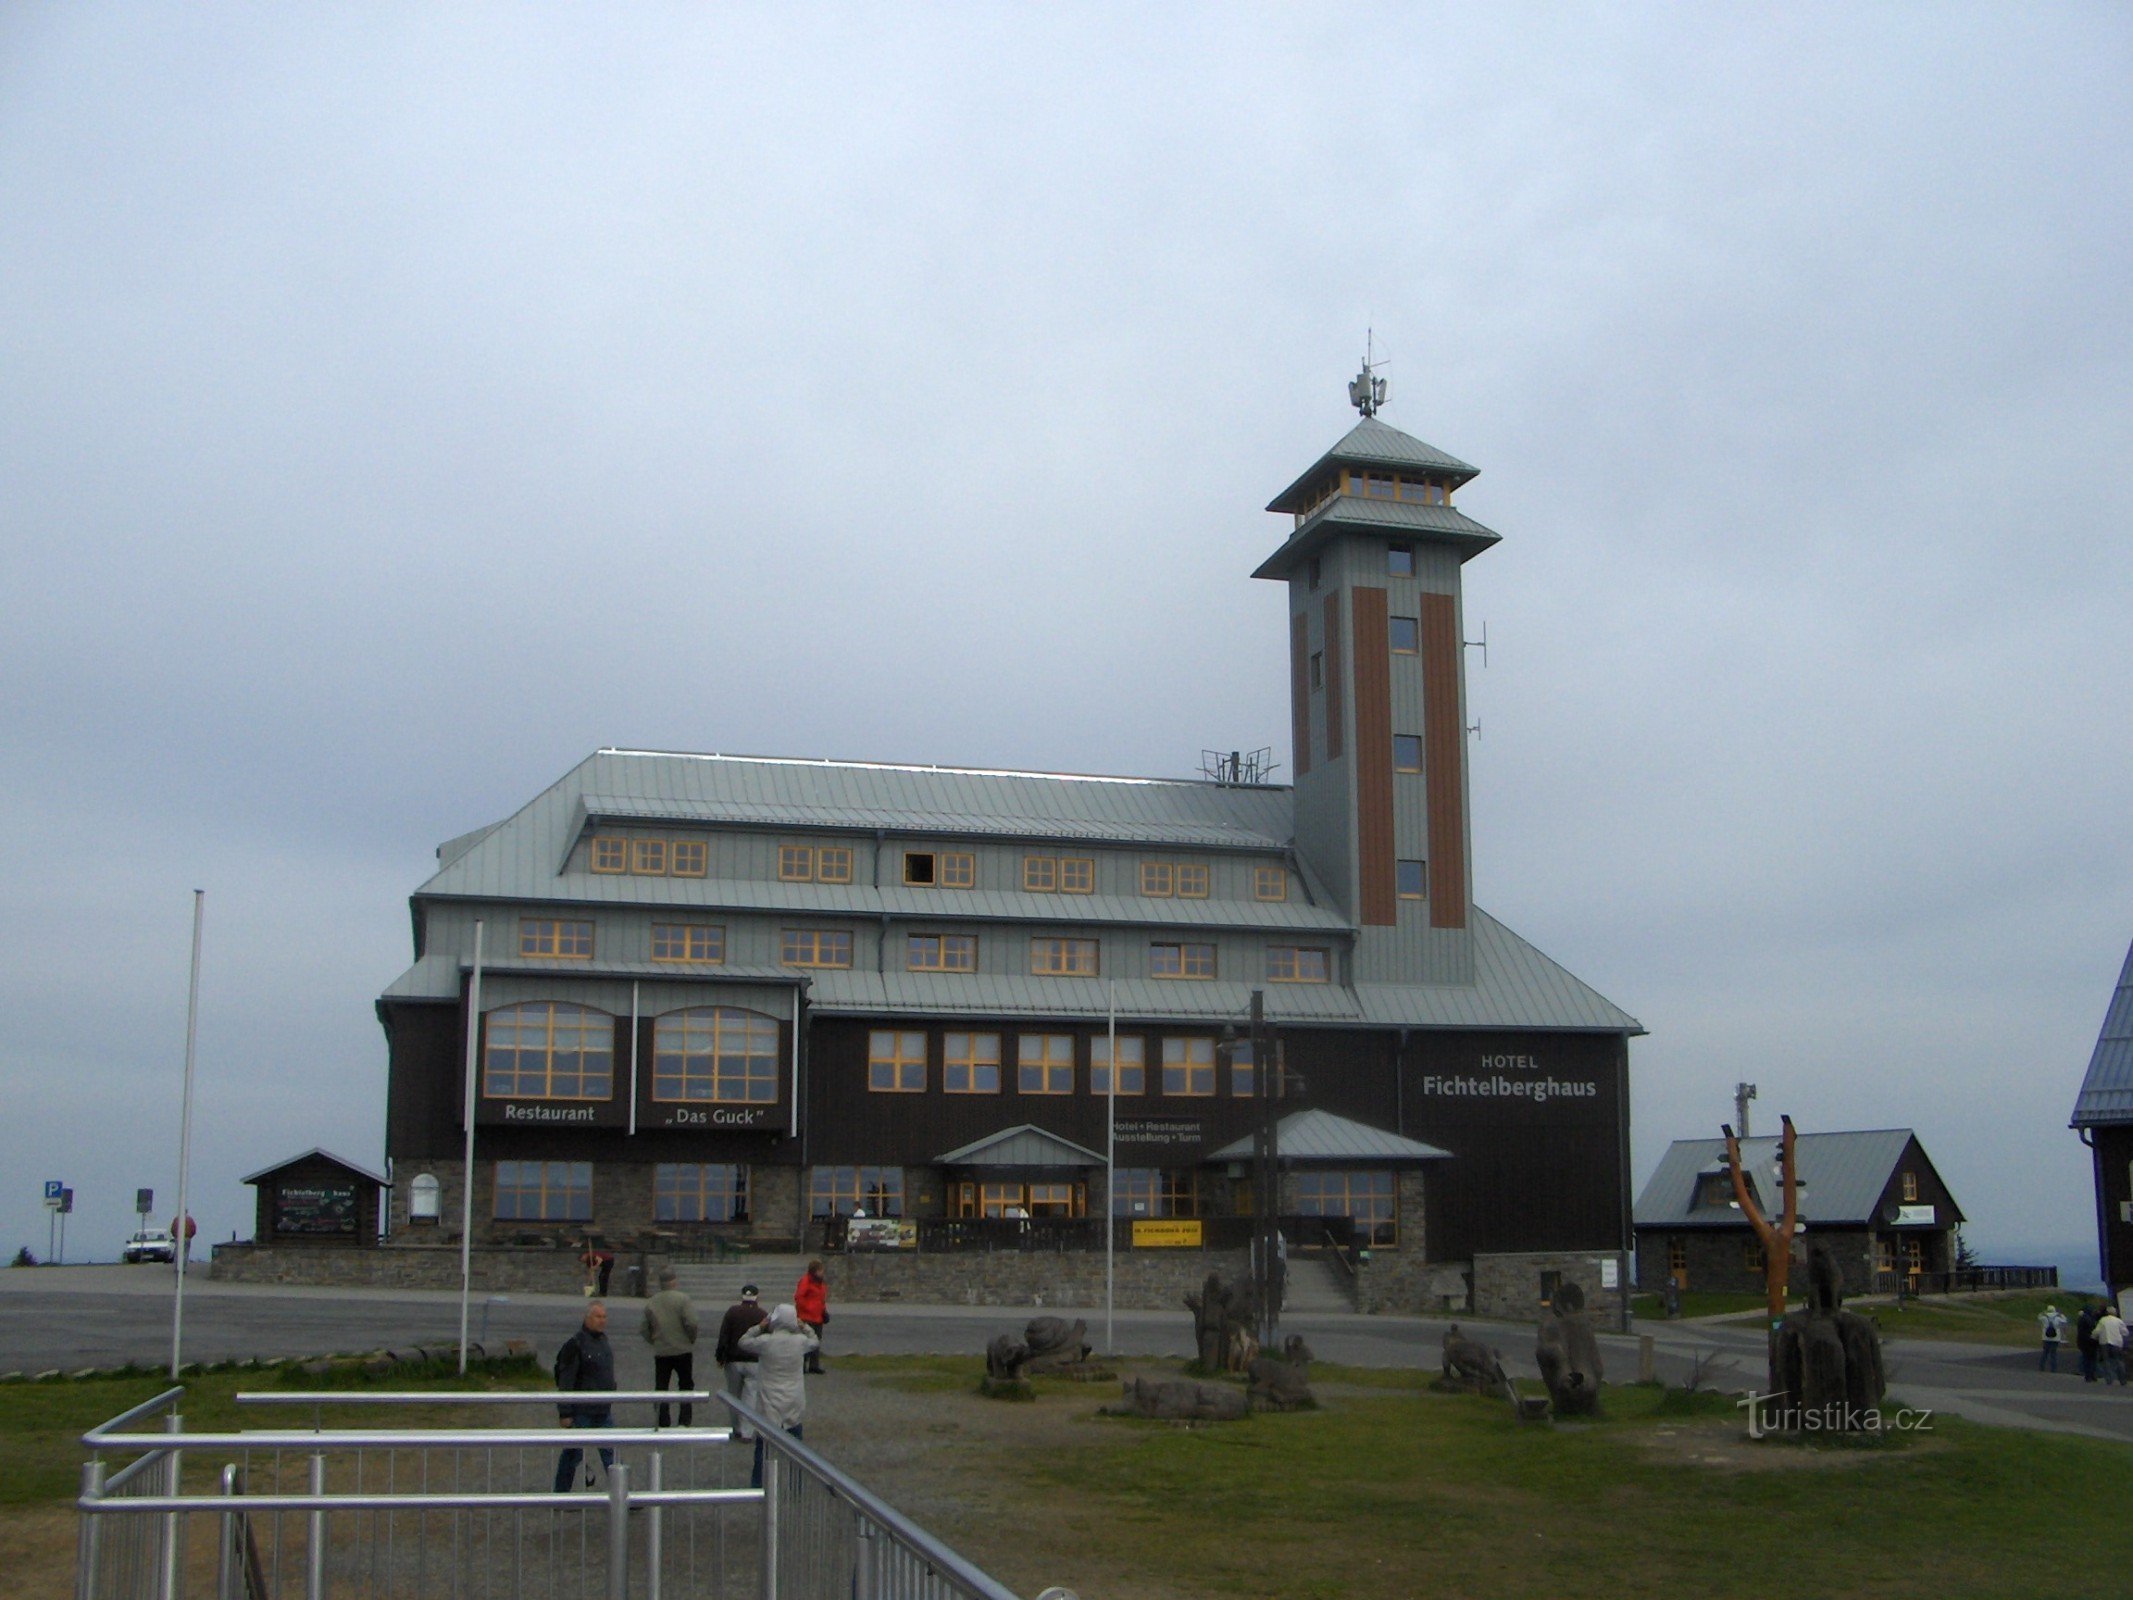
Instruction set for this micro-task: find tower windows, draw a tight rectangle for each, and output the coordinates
[1397,860,1428,899]
[1387,544,1415,577]
[1393,735,1423,773]
[1390,616,1419,653]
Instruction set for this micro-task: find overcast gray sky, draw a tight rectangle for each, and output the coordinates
[4,5,2127,1278]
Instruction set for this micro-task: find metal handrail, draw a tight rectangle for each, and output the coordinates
[730,1390,1024,1600]
[233,1389,716,1408]
[85,1426,733,1451]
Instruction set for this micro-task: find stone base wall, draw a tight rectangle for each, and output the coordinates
[831,1248,1253,1311]
[1471,1250,1629,1322]
[212,1242,591,1293]
[385,1160,807,1254]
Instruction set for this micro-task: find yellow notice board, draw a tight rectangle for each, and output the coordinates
[1131,1219,1204,1248]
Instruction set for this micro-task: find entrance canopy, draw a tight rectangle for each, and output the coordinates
[1208,1109,1449,1166]
[934,1124,1107,1168]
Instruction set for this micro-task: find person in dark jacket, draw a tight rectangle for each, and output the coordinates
[2077,1301,2103,1382]
[714,1284,769,1403]
[553,1301,618,1492]
[794,1260,829,1374]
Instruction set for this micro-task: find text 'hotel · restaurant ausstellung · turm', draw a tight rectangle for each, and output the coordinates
[321,372,1647,1321]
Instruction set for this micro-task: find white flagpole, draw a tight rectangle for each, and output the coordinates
[1105,979,1117,1356]
[457,919,485,1374]
[170,890,204,1379]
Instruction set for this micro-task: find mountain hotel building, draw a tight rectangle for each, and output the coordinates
[373,390,1645,1316]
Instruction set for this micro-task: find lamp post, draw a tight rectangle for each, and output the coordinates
[1227,990,1282,1352]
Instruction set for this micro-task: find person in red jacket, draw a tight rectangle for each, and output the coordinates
[794,1259,829,1374]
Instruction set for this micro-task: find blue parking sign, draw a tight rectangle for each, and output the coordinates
[43,1180,63,1203]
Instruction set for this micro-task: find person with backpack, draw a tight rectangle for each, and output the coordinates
[2037,1303,2069,1372]
[2077,1300,2104,1382]
[552,1301,617,1492]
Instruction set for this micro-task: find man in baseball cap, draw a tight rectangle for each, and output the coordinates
[714,1284,769,1411]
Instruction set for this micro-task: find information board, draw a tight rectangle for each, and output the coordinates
[274,1183,358,1236]
[1131,1219,1204,1248]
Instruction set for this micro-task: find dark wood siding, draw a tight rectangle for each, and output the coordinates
[1351,587,1394,926]
[383,1002,464,1160]
[1290,610,1311,777]
[1323,594,1344,761]
[1398,1031,1628,1259]
[2093,1128,2133,1292]
[1420,592,1466,929]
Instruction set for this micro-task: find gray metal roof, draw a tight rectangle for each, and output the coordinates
[240,1148,388,1187]
[1208,1109,1450,1165]
[934,1124,1108,1167]
[387,750,1641,1035]
[1266,418,1481,511]
[2071,936,2133,1126]
[1253,497,1504,580]
[1632,1130,1951,1229]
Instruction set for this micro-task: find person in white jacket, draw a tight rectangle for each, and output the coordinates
[738,1303,818,1487]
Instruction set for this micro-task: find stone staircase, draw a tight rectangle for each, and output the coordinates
[667,1254,806,1308]
[1281,1254,1358,1313]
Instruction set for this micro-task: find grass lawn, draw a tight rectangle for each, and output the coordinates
[1629,1289,1785,1321]
[1863,1289,2097,1348]
[849,1359,2133,1600]
[13,1354,2133,1598]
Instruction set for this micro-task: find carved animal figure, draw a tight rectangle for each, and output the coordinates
[1115,1375,1249,1421]
[1439,1324,1512,1399]
[1247,1334,1316,1411]
[1021,1316,1092,1374]
[1534,1281,1604,1417]
[984,1333,1029,1381]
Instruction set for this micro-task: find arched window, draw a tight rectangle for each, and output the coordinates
[653,1007,779,1103]
[483,1002,614,1100]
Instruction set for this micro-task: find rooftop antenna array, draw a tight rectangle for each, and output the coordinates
[1201,747,1278,786]
[1348,329,1388,418]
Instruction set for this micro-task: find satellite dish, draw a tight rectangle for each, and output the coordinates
[1881,1201,1901,1226]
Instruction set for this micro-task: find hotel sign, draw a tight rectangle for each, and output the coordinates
[1115,1120,1204,1148]
[1894,1204,1936,1227]
[1415,1052,1600,1106]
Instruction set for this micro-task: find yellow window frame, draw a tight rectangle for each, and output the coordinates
[519,919,593,960]
[1017,1033,1074,1094]
[781,928,852,968]
[650,923,724,964]
[670,839,708,877]
[1024,855,1057,892]
[1139,861,1174,897]
[590,837,627,874]
[1150,942,1215,980]
[867,1029,927,1093]
[1030,937,1099,977]
[1059,857,1094,893]
[942,1032,1001,1093]
[817,846,853,884]
[1252,865,1287,901]
[631,839,668,876]
[779,845,815,882]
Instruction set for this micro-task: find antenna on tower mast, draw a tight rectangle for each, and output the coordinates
[1347,330,1388,418]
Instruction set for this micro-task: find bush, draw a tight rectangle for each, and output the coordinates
[10,1247,35,1268]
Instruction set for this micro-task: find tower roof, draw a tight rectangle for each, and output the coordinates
[1265,416,1480,514]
